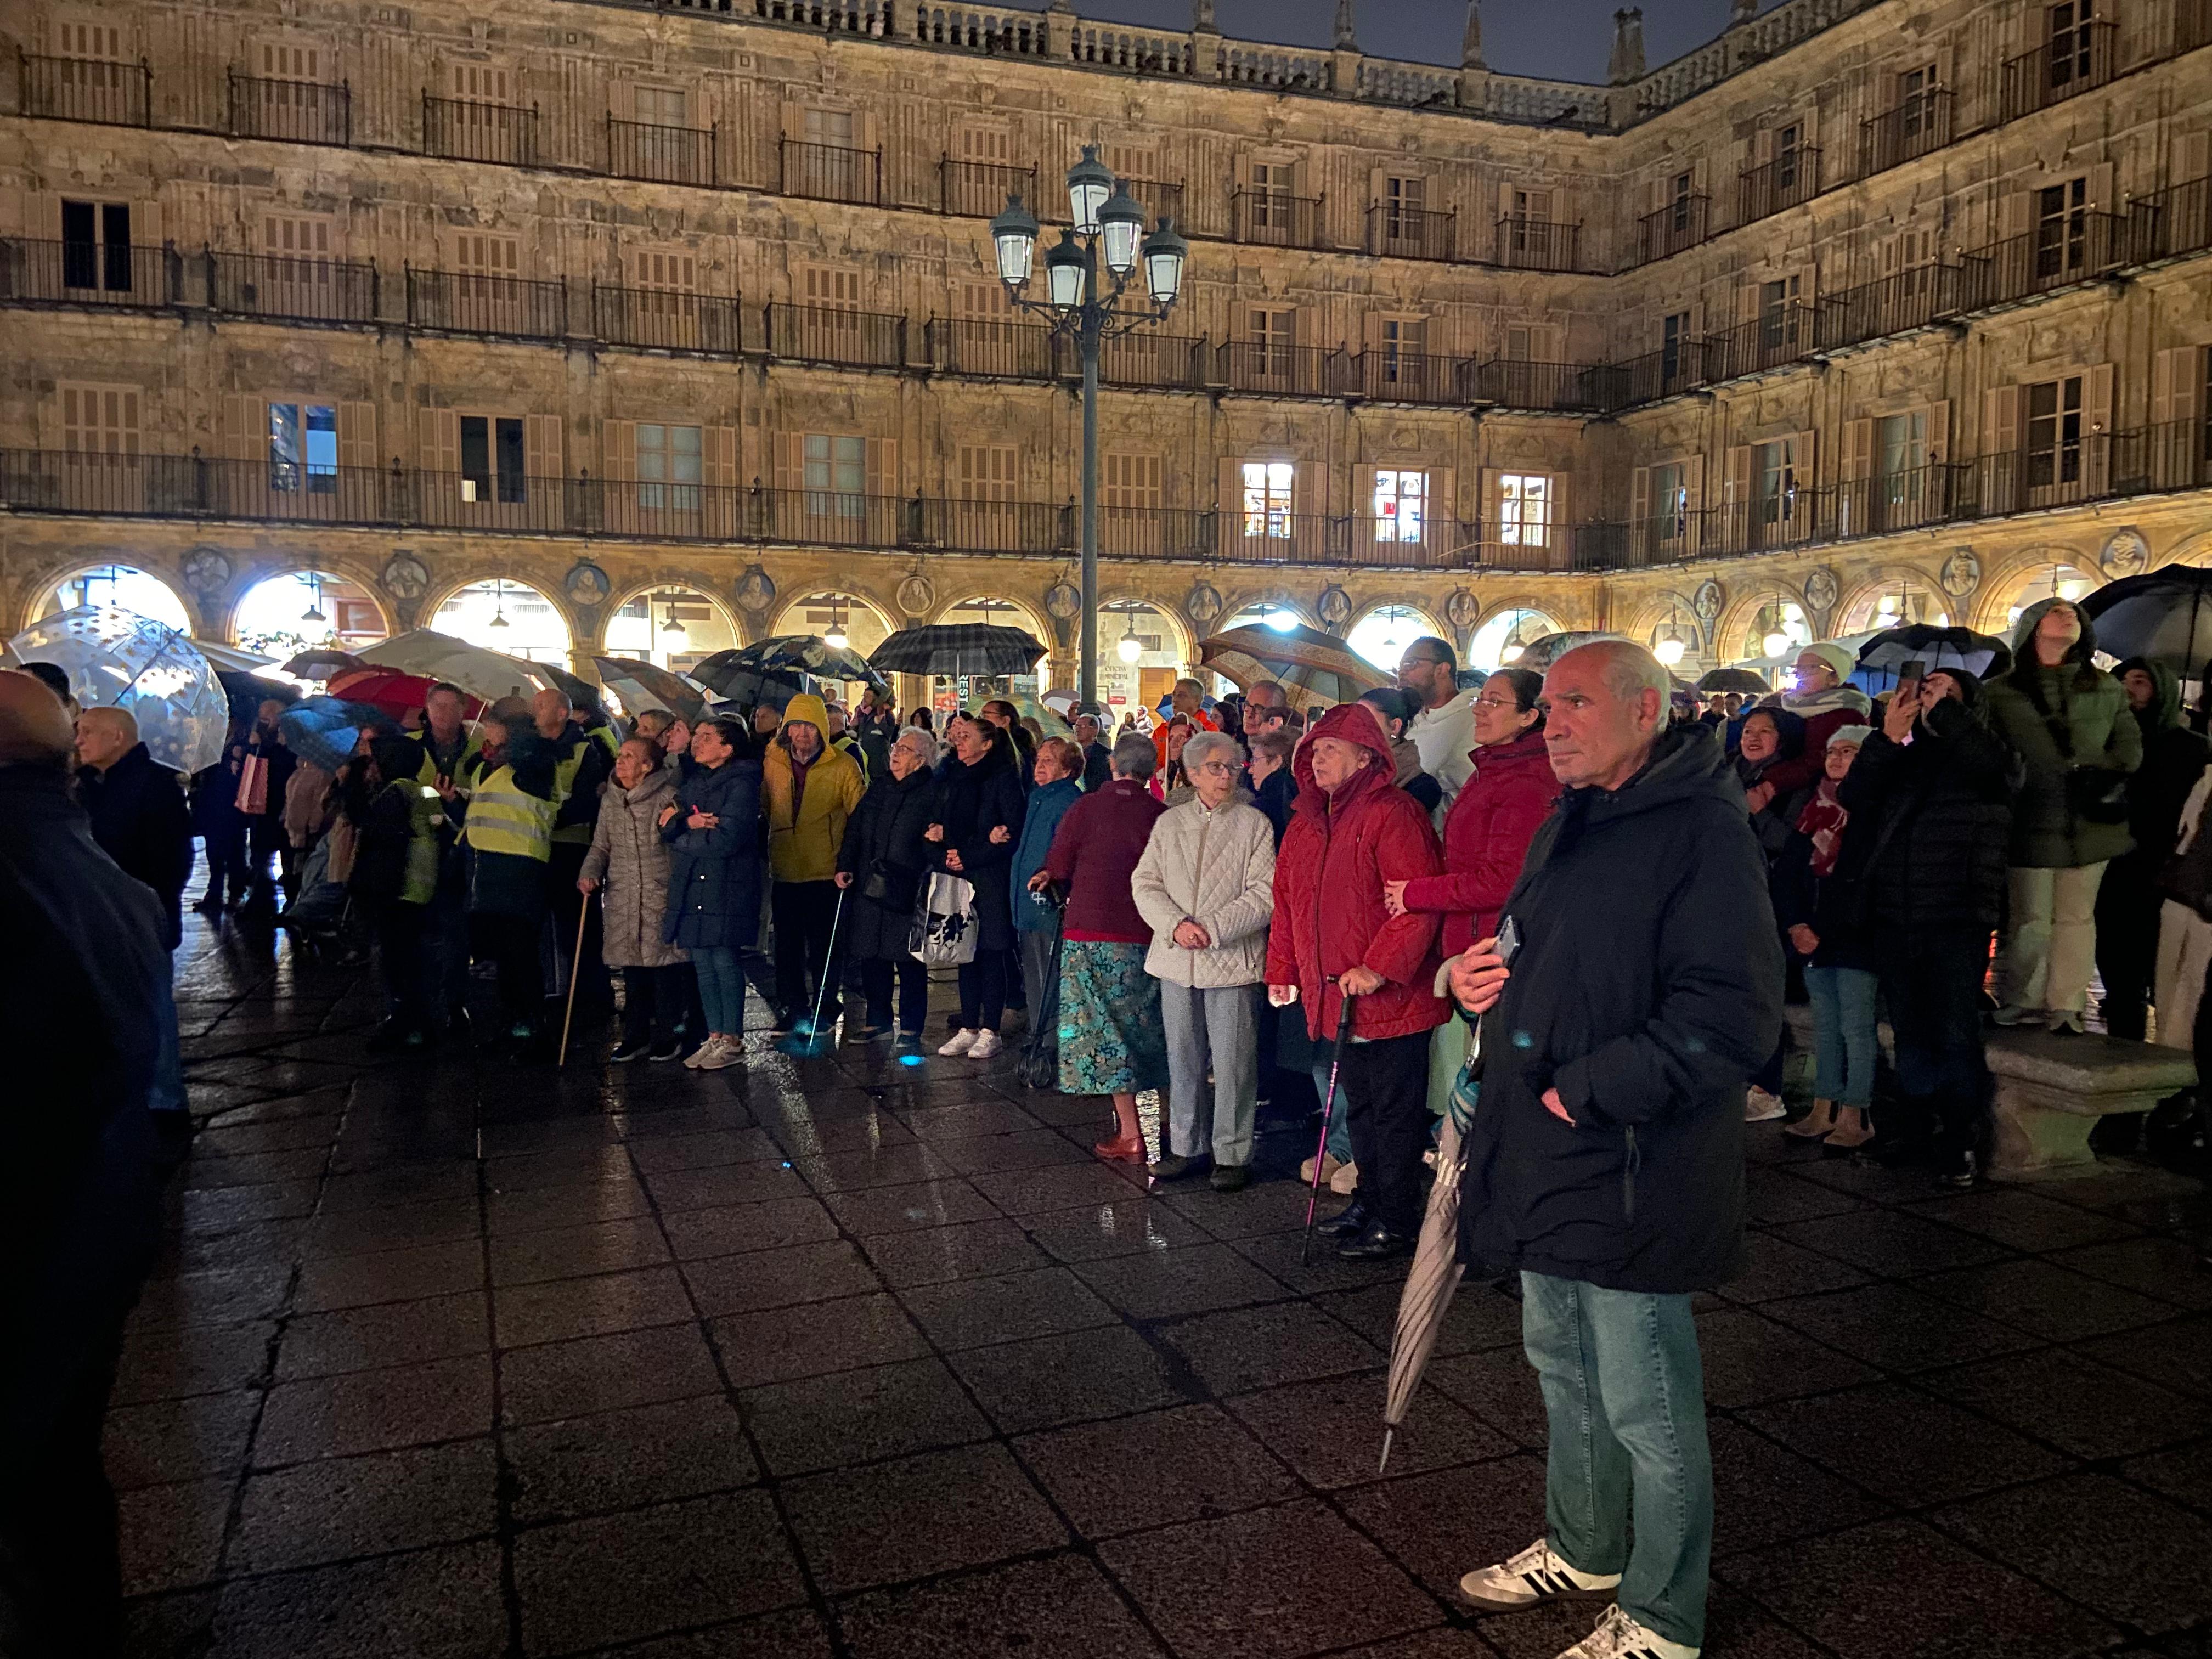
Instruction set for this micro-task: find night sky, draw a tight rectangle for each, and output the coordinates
[1007,0,1775,86]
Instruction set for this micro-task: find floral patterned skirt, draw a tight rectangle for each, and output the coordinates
[1057,940,1168,1096]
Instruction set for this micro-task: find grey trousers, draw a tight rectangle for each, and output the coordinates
[1160,980,1261,1167]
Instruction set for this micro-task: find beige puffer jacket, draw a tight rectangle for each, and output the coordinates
[1131,795,1277,988]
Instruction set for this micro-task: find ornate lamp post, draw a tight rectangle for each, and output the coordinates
[990,147,1189,709]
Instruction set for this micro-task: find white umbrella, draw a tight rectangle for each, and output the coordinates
[7,606,230,772]
[354,629,562,706]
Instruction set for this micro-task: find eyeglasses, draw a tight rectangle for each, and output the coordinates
[1474,694,1521,710]
[1194,760,1237,776]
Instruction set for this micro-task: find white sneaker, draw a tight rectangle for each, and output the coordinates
[681,1039,710,1069]
[1557,1604,1699,1659]
[966,1030,1004,1060]
[1744,1087,1786,1122]
[938,1028,978,1056]
[694,1035,740,1071]
[1459,1538,1621,1612]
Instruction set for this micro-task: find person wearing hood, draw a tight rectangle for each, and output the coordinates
[2095,657,2209,1044]
[927,712,1027,1057]
[837,725,941,1049]
[1009,737,1085,1063]
[1265,702,1446,1261]
[459,703,561,1053]
[1446,642,1781,1659]
[1358,687,1444,816]
[1751,643,1873,804]
[761,691,866,1037]
[1984,599,2142,1032]
[580,738,690,1063]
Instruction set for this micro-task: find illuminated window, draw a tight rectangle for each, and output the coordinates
[1498,472,1552,548]
[1373,469,1427,543]
[1241,461,1294,539]
[803,432,865,520]
[637,422,701,511]
[267,402,337,494]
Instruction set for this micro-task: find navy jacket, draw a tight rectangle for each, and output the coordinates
[662,755,764,950]
[1010,777,1082,933]
[1460,721,1782,1294]
[77,742,192,950]
[837,764,937,962]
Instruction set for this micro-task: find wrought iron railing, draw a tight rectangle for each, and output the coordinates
[1496,217,1582,272]
[1635,194,1709,264]
[782,139,882,205]
[764,301,907,367]
[422,95,538,165]
[0,238,182,307]
[405,268,568,339]
[592,285,754,353]
[1230,191,1325,250]
[1367,205,1454,262]
[2000,19,2118,121]
[939,157,1035,218]
[19,52,150,125]
[1860,88,1953,175]
[1350,350,1460,406]
[205,250,380,323]
[609,117,717,186]
[1737,145,1822,224]
[1462,358,1613,413]
[924,317,1056,379]
[1812,263,1970,347]
[228,71,351,145]
[1213,341,1353,398]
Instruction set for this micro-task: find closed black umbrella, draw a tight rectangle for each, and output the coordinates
[2080,567,2212,674]
[868,624,1047,679]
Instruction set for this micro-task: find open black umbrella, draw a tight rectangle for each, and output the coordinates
[2081,568,2212,674]
[709,635,890,691]
[592,656,708,725]
[1855,624,2011,686]
[868,624,1046,679]
[1697,667,1771,694]
[687,650,814,708]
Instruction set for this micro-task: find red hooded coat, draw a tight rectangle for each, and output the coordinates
[1397,729,1562,958]
[1265,703,1447,1043]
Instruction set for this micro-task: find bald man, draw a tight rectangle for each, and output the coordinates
[0,670,168,1657]
[75,707,193,953]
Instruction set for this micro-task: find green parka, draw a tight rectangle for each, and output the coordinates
[1983,597,2143,867]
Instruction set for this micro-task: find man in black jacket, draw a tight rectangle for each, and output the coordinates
[1449,641,1781,1659]
[74,707,193,950]
[535,688,613,1010]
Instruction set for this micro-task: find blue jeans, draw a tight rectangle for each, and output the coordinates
[150,963,187,1115]
[691,945,748,1036]
[1522,1272,1712,1649]
[1804,964,1879,1107]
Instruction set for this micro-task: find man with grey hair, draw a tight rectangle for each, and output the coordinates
[1071,709,1111,791]
[1446,639,1780,1659]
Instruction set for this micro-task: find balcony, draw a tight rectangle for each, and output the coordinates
[2001,19,2118,120]
[1860,88,1953,175]
[782,139,882,205]
[592,285,753,354]
[2183,0,2212,53]
[1215,511,1342,566]
[206,250,379,324]
[1812,263,1970,348]
[405,269,568,340]
[1831,464,1965,538]
[1090,505,1214,561]
[422,94,538,166]
[939,158,1035,218]
[924,499,1059,555]
[2123,174,2211,265]
[1607,340,1720,406]
[1087,329,1209,391]
[1351,349,1460,406]
[764,302,907,368]
[228,71,351,145]
[1462,358,1612,414]
[1459,523,1581,574]
[926,317,1055,380]
[1705,304,1820,380]
[610,118,717,187]
[1635,195,1709,264]
[1121,179,1187,233]
[19,53,150,126]
[1958,210,2139,308]
[1231,191,1325,250]
[1367,204,1455,262]
[1213,341,1352,398]
[1496,217,1582,273]
[1737,146,1822,224]
[0,238,182,308]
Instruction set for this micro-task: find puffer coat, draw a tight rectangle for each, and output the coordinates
[1983,597,2143,867]
[837,763,938,962]
[661,755,765,951]
[582,766,687,968]
[1131,795,1277,988]
[1396,729,1560,958]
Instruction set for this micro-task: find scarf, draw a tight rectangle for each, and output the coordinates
[1780,682,1872,719]
[1797,778,1851,877]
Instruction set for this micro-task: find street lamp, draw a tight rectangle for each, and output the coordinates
[989,144,1190,709]
[1117,605,1145,664]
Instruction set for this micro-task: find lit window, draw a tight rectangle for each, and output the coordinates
[268,402,338,494]
[804,433,866,520]
[1373,469,1427,543]
[637,422,701,511]
[1241,461,1294,539]
[1498,472,1551,547]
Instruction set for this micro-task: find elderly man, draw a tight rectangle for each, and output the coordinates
[1448,641,1781,1659]
[534,687,613,1009]
[1152,677,1218,768]
[0,671,168,1658]
[1071,710,1112,791]
[1398,635,1476,816]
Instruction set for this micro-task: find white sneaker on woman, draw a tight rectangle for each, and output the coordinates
[1459,1538,1620,1611]
[695,1035,740,1071]
[938,1029,978,1056]
[1557,1604,1699,1659]
[1744,1087,1786,1122]
[966,1030,1004,1059]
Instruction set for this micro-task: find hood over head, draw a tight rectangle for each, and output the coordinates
[779,693,830,752]
[1291,701,1401,814]
[2008,597,2102,688]
[2118,654,2183,732]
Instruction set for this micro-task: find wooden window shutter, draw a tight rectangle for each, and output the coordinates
[1982,385,2023,455]
[1430,466,1456,539]
[772,432,804,493]
[1352,463,1378,553]
[224,393,264,461]
[1630,465,1652,526]
[602,419,636,482]
[2088,162,2115,212]
[865,437,897,501]
[1217,455,1243,557]
[1795,263,1817,313]
[417,408,459,475]
[1547,473,1568,545]
[2000,190,2036,240]
[525,414,562,480]
[1794,430,1817,492]
[1723,444,1754,505]
[860,111,881,154]
[337,402,377,472]
[2084,362,2115,494]
[703,425,738,490]
[1841,418,1874,481]
[779,100,806,143]
[1290,460,1317,555]
[608,78,634,121]
[2151,346,2204,429]
[2180,133,2211,185]
[1923,399,1951,464]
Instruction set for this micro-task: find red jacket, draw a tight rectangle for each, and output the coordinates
[1398,730,1561,958]
[1265,703,1447,1043]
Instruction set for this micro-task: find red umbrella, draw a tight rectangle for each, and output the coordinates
[326,667,485,723]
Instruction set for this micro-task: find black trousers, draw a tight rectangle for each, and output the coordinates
[0,1326,126,1657]
[371,899,428,1026]
[958,948,1009,1032]
[422,862,471,1022]
[862,956,930,1034]
[2094,857,2160,1042]
[198,821,250,907]
[546,843,611,1006]
[1339,1029,1434,1236]
[475,912,543,1030]
[1876,930,1993,1156]
[772,880,840,1017]
[620,963,692,1046]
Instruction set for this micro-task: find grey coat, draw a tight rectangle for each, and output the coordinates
[581,767,688,968]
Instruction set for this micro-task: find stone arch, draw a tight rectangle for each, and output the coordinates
[1214,589,1318,633]
[1618,589,1708,659]
[1831,562,1955,636]
[1714,584,1819,664]
[599,580,748,665]
[418,572,580,664]
[1344,598,1445,671]
[219,563,396,652]
[1097,592,1194,668]
[928,589,1050,643]
[1964,549,2103,635]
[1465,601,1566,671]
[2153,527,2212,571]
[19,558,197,636]
[767,584,904,652]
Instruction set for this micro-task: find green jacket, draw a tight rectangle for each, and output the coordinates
[1983,598,2143,867]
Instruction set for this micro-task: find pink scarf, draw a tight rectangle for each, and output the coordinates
[1796,780,1850,877]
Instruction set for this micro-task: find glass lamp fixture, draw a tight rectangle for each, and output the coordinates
[990,194,1039,289]
[1043,230,1087,312]
[1499,617,1527,664]
[1097,182,1147,276]
[824,605,849,651]
[300,574,326,625]
[660,597,685,637]
[1118,610,1144,664]
[1140,218,1188,307]
[1654,634,1685,667]
[1065,144,1114,235]
[1763,630,1789,657]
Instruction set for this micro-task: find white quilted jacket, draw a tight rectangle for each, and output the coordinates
[1130,797,1277,988]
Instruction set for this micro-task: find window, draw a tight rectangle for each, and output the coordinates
[1373,469,1427,543]
[1661,311,1688,381]
[636,422,701,510]
[1898,63,1937,136]
[1772,123,1803,191]
[803,433,865,520]
[1496,472,1552,548]
[2048,0,2095,85]
[1251,307,1296,374]
[1384,175,1425,236]
[460,414,526,504]
[1250,161,1294,228]
[451,62,510,104]
[268,402,337,493]
[2026,375,2085,486]
[1512,188,1553,224]
[60,383,141,455]
[2036,178,2088,278]
[1669,170,1695,230]
[1877,410,1928,518]
[1103,453,1162,509]
[1379,318,1426,383]
[799,265,865,358]
[259,40,319,81]
[1758,275,1802,352]
[60,199,131,292]
[806,107,856,148]
[1755,437,1800,527]
[1650,461,1688,544]
[1240,461,1294,539]
[455,232,518,280]
[635,86,688,128]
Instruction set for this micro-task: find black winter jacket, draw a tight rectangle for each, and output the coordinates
[1458,722,1782,1294]
[838,764,938,961]
[77,743,193,951]
[928,746,1025,952]
[2114,657,2209,877]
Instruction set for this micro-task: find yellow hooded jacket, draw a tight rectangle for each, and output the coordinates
[761,692,865,883]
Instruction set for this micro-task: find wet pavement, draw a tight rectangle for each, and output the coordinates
[117,913,2212,1657]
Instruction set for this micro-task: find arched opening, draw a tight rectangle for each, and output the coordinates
[1347,604,1444,672]
[1100,599,1186,724]
[772,591,898,661]
[928,595,1048,716]
[1837,579,1949,636]
[43,563,192,633]
[1998,563,2098,630]
[232,570,387,658]
[1467,607,1560,672]
[1218,600,1310,635]
[604,586,742,673]
[1733,595,1814,663]
[1644,597,1702,672]
[431,578,571,663]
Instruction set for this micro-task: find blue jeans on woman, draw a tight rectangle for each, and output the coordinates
[1804,964,1879,1106]
[691,945,748,1035]
[1522,1272,1712,1650]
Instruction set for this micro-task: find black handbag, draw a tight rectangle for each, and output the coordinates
[2065,765,2130,825]
[861,859,917,910]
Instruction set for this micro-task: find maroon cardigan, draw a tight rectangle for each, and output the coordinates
[1042,778,1164,943]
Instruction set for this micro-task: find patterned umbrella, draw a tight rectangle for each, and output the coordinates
[703,636,891,691]
[1196,622,1386,709]
[867,624,1046,680]
[5,606,230,773]
[593,656,708,725]
[279,696,396,774]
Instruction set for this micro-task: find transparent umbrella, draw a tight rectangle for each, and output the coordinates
[7,605,229,773]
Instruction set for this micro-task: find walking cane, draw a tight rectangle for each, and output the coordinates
[1300,987,1359,1265]
[556,894,592,1068]
[782,885,851,1057]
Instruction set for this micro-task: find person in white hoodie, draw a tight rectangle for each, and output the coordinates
[1398,636,1477,822]
[1131,730,1277,1190]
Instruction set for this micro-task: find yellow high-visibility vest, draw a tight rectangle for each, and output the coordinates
[461,763,555,862]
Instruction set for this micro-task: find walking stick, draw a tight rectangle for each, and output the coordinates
[556,893,592,1068]
[1300,988,1360,1265]
[782,886,850,1057]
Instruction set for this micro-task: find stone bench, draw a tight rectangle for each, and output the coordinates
[1982,1029,2196,1178]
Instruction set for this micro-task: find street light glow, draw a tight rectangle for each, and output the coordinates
[1065,144,1113,234]
[1098,183,1146,275]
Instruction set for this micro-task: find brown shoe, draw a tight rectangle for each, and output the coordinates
[1786,1098,1837,1139]
[1094,1132,1147,1163]
[1822,1106,1874,1150]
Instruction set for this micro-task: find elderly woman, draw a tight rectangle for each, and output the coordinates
[1036,733,1169,1160]
[580,737,689,1063]
[1011,737,1086,1063]
[837,725,941,1048]
[1132,731,1277,1189]
[658,716,762,1071]
[927,712,1026,1058]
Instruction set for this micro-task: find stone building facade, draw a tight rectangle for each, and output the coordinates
[2,0,2209,683]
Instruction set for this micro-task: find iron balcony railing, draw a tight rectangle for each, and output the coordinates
[1462,358,1614,414]
[228,71,351,145]
[1213,341,1353,398]
[1231,191,1325,250]
[405,268,568,340]
[1215,509,1344,566]
[2181,0,2212,53]
[1351,349,1460,406]
[924,317,1056,380]
[592,285,754,353]
[1704,304,1822,380]
[1457,521,1585,574]
[1737,145,1822,224]
[609,118,716,187]
[0,238,182,307]
[19,52,150,125]
[1635,194,1709,264]
[205,249,380,324]
[1827,463,1966,539]
[1811,262,1971,347]
[2119,174,2210,266]
[1367,204,1454,262]
[1959,210,2142,308]
[939,158,1035,218]
[1497,217,1582,272]
[422,94,538,166]
[1120,178,1186,231]
[1860,88,1953,175]
[1087,329,1210,391]
[764,301,908,368]
[1606,340,1720,407]
[782,139,882,205]
[2001,18,2118,121]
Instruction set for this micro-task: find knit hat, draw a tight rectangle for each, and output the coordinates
[1825,724,1874,751]
[1801,641,1857,683]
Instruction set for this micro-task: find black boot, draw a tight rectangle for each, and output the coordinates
[1318,1200,1371,1238]
[1337,1221,1415,1261]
